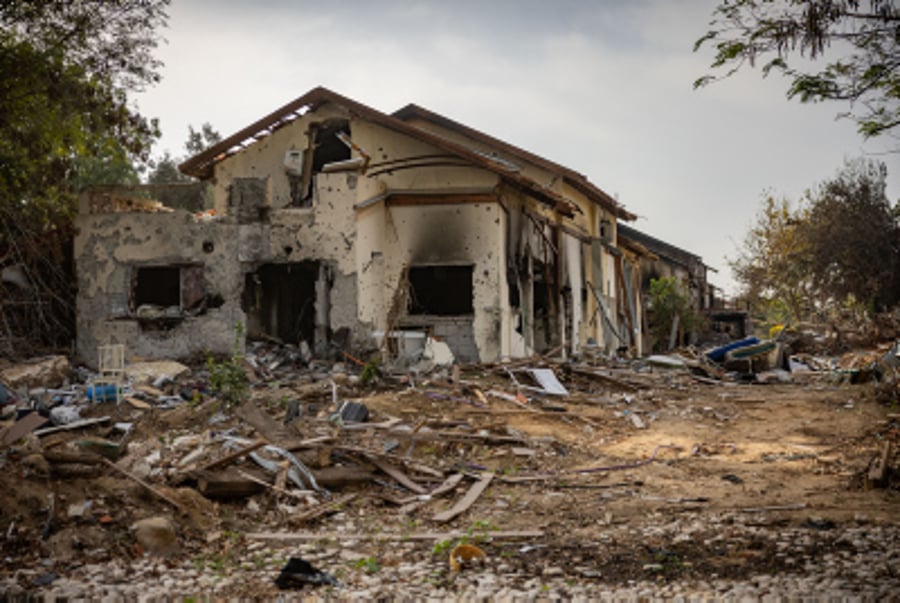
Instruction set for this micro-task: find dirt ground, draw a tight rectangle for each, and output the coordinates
[1,354,898,594]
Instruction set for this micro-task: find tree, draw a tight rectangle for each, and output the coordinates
[1,1,168,203]
[647,277,705,351]
[731,158,899,325]
[148,123,222,184]
[185,123,223,156]
[694,1,900,138]
[802,158,900,310]
[0,1,169,355]
[146,123,221,212]
[729,195,814,324]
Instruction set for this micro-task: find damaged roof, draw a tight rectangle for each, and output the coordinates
[179,86,634,220]
[617,223,711,272]
[393,103,634,221]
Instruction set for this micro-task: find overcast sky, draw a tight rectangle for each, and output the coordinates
[136,0,898,295]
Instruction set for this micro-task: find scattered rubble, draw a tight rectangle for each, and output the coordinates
[0,335,897,598]
[0,356,70,390]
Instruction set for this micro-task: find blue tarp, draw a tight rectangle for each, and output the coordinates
[705,336,760,363]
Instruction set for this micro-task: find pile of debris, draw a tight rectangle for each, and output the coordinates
[647,330,900,390]
[1,337,897,595]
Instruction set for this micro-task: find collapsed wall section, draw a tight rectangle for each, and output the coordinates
[74,210,244,366]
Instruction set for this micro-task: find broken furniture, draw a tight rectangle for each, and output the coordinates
[89,344,126,403]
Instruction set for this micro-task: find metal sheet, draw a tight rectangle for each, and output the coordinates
[525,368,569,396]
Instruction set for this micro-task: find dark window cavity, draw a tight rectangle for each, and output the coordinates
[408,265,474,316]
[134,266,181,307]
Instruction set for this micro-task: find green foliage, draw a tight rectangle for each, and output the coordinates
[694,1,900,139]
[0,1,168,355]
[352,557,381,574]
[432,538,457,556]
[467,519,498,537]
[431,519,497,556]
[206,322,249,406]
[185,123,223,156]
[360,359,380,385]
[729,195,814,324]
[801,158,900,312]
[648,277,705,352]
[732,158,899,321]
[0,1,167,200]
[146,123,221,211]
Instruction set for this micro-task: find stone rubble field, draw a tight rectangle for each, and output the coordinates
[1,348,897,600]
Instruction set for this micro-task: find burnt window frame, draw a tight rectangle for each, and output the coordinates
[407,265,475,316]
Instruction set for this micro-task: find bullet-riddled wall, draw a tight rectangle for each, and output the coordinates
[75,209,245,364]
[76,93,629,365]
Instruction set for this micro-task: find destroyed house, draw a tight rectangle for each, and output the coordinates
[616,223,715,347]
[75,87,636,365]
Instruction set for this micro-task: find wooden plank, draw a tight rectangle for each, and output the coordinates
[433,472,495,523]
[367,456,428,494]
[289,493,357,525]
[312,466,376,490]
[34,416,110,437]
[236,470,310,501]
[273,460,290,493]
[1,412,48,447]
[868,441,892,488]
[736,503,807,513]
[398,473,465,515]
[247,528,543,542]
[487,389,537,413]
[341,417,403,431]
[102,458,184,511]
[125,396,153,409]
[472,388,490,407]
[198,469,267,499]
[236,401,294,446]
[569,367,645,391]
[198,439,267,473]
[43,450,105,465]
[409,430,525,445]
[430,473,464,496]
[334,444,443,478]
[690,374,727,386]
[285,435,335,451]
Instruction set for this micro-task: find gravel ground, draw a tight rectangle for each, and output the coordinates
[4,513,898,601]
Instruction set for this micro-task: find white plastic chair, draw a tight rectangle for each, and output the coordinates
[94,343,126,403]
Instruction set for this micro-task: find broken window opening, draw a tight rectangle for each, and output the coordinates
[131,265,207,325]
[408,265,474,316]
[507,269,521,309]
[311,120,352,173]
[599,218,613,244]
[532,259,559,352]
[290,119,351,207]
[242,262,319,345]
[134,267,179,308]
